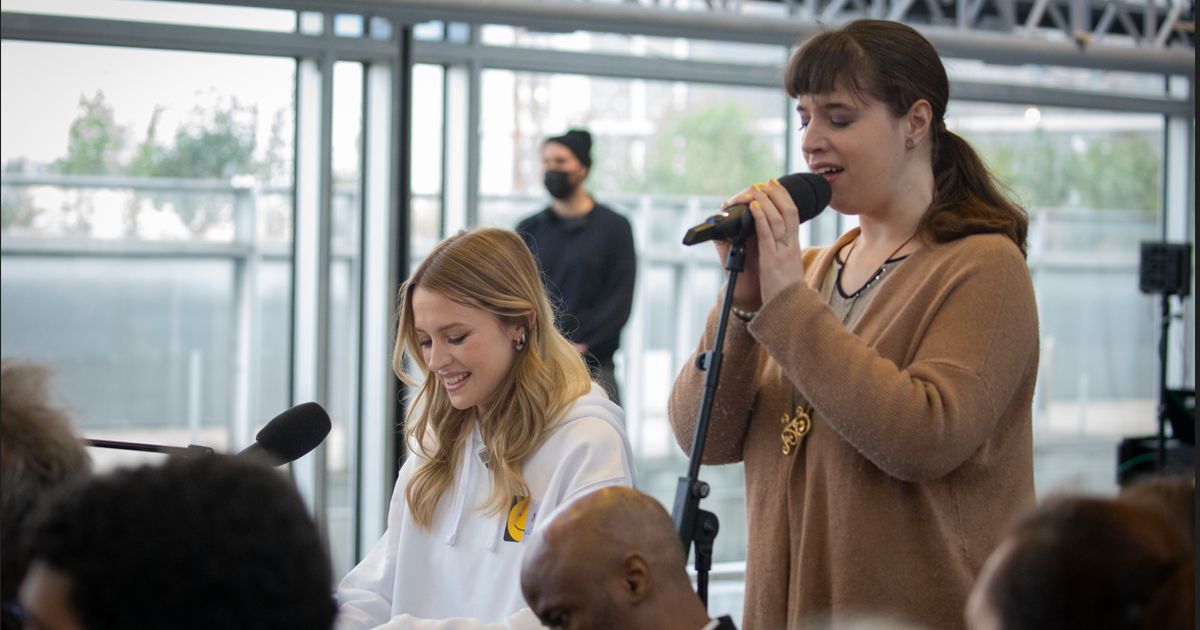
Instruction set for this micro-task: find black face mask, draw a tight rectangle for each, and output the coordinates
[543,170,574,200]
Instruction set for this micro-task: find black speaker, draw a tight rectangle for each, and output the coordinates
[1117,436,1195,486]
[1165,388,1195,444]
[1139,242,1192,296]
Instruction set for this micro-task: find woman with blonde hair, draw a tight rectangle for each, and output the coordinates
[337,227,635,629]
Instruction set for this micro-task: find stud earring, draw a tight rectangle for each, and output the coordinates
[905,138,915,149]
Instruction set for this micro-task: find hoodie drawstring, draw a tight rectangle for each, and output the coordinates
[443,444,472,546]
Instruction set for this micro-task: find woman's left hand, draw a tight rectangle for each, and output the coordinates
[746,178,807,304]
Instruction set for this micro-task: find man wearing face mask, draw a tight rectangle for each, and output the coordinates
[517,129,636,405]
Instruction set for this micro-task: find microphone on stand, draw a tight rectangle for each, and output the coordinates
[237,402,331,466]
[82,438,214,458]
[670,172,830,608]
[85,402,332,467]
[682,172,831,246]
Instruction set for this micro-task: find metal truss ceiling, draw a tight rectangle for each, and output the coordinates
[175,0,1193,76]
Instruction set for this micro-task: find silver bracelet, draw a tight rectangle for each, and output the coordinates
[731,305,759,322]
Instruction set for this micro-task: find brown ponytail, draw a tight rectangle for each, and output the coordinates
[926,125,1029,256]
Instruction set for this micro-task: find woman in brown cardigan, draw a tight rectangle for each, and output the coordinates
[668,20,1039,630]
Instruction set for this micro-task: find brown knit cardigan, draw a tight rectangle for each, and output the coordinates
[669,229,1039,630]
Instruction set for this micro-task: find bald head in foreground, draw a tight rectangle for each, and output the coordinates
[520,486,736,630]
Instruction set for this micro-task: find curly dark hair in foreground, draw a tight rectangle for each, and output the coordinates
[982,493,1193,630]
[1,358,91,627]
[25,455,336,630]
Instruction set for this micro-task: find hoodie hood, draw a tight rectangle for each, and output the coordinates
[443,382,632,551]
[558,382,628,440]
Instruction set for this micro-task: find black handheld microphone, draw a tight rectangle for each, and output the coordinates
[682,173,832,246]
[85,402,331,467]
[237,402,332,466]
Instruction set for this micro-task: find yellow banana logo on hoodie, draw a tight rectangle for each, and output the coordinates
[504,497,530,542]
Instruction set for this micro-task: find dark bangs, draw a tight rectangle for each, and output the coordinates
[784,31,879,104]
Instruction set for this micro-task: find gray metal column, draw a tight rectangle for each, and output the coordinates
[291,43,335,526]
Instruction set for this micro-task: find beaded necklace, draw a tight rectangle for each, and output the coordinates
[780,233,917,456]
[834,232,918,321]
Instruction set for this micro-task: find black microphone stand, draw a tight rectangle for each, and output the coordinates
[1154,292,1173,471]
[85,438,215,458]
[672,240,748,608]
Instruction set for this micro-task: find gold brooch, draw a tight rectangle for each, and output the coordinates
[780,405,812,455]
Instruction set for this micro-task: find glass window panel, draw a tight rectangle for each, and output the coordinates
[298,11,324,35]
[367,16,394,41]
[413,21,446,42]
[334,14,364,38]
[479,71,785,208]
[2,0,296,32]
[445,22,472,44]
[0,41,295,473]
[952,103,1163,217]
[950,100,1165,494]
[1,256,233,430]
[411,64,445,259]
[479,26,787,66]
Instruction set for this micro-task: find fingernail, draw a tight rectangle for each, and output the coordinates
[750,200,761,210]
[752,183,764,191]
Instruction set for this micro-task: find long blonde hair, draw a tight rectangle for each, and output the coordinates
[394,227,593,528]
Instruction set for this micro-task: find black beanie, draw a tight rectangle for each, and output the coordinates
[545,129,592,169]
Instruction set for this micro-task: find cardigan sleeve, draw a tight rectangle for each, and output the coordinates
[667,291,767,464]
[749,235,1039,482]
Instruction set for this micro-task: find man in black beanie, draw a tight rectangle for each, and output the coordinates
[517,129,636,405]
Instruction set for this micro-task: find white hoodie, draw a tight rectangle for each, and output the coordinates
[336,383,635,630]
